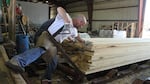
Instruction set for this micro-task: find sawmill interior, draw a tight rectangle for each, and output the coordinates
[0,0,150,84]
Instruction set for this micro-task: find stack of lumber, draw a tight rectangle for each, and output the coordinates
[61,38,150,75]
[61,40,93,72]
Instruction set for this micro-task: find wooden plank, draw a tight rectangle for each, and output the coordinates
[85,55,150,74]
[0,45,26,84]
[86,49,150,74]
[84,38,150,44]
[91,43,150,61]
[8,0,16,41]
[90,51,150,69]
[82,38,150,74]
[62,38,150,74]
[130,23,136,37]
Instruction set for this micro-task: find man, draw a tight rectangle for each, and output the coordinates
[5,7,87,84]
[16,3,22,17]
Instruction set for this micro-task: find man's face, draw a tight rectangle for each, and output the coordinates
[76,19,86,29]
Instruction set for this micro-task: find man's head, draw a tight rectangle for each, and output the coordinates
[72,14,87,29]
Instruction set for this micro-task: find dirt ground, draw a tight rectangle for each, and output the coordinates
[107,68,150,84]
[27,68,150,84]
[27,66,150,84]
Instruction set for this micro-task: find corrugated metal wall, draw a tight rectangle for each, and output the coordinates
[17,0,139,31]
[66,0,139,32]
[66,1,88,32]
[17,1,49,26]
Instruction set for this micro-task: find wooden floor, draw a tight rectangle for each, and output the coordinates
[0,53,14,84]
[107,68,150,84]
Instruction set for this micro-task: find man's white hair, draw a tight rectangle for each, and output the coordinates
[72,14,87,24]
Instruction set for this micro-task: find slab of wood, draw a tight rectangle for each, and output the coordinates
[61,38,150,75]
[84,38,150,74]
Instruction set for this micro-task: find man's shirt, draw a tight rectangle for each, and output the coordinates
[48,13,78,43]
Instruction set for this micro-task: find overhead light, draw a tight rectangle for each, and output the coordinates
[46,1,49,3]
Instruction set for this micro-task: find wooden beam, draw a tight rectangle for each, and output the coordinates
[8,0,16,41]
[92,20,138,22]
[130,23,137,37]
[86,0,93,32]
[65,0,83,5]
[69,5,138,13]
[61,38,150,74]
[48,6,51,19]
[83,38,150,74]
[137,0,146,37]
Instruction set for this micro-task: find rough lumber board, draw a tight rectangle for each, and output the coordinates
[86,53,150,74]
[91,43,150,61]
[83,38,150,74]
[84,38,150,44]
[91,42,149,50]
[130,23,136,37]
[0,45,26,84]
[90,52,150,69]
[86,55,150,74]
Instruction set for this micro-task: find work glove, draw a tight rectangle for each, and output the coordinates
[60,23,72,34]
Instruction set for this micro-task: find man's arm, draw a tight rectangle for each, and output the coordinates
[57,7,70,23]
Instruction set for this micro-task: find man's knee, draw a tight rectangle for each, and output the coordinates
[42,46,57,63]
[47,46,57,57]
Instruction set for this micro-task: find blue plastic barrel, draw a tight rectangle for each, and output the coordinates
[16,34,29,53]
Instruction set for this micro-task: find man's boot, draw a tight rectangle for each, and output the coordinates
[5,58,25,73]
